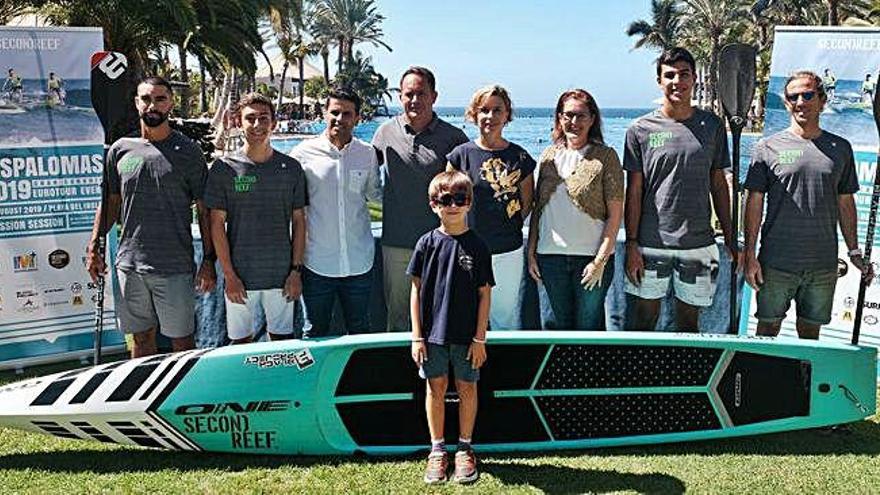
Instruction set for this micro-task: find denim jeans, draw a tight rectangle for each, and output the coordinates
[537,254,614,330]
[302,268,373,337]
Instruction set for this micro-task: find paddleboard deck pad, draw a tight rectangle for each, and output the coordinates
[0,332,875,455]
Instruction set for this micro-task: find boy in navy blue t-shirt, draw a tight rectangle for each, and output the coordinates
[407,167,494,484]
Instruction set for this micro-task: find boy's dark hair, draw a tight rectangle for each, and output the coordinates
[237,92,276,118]
[325,86,362,114]
[428,164,473,201]
[656,47,697,78]
[399,66,436,93]
[139,75,174,95]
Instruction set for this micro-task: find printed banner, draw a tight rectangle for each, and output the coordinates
[742,27,880,349]
[0,27,121,369]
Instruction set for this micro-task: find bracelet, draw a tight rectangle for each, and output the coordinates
[472,337,486,344]
[411,337,424,342]
[848,248,863,258]
[290,263,304,273]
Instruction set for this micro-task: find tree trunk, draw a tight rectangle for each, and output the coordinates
[337,37,344,73]
[199,59,208,115]
[298,55,306,119]
[827,0,839,25]
[709,41,720,115]
[322,45,330,82]
[278,60,289,119]
[177,42,191,118]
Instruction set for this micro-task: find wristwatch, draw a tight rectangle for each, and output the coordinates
[848,248,863,258]
[290,263,304,273]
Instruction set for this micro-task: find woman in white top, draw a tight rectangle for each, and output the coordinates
[527,89,623,330]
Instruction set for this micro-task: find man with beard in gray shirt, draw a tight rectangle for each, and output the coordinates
[86,76,216,358]
[372,67,468,332]
[623,47,736,332]
[744,70,871,339]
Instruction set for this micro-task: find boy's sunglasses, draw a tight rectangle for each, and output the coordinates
[785,91,816,103]
[432,191,471,207]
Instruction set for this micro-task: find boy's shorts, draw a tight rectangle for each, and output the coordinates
[419,343,480,382]
[755,266,837,326]
[624,244,720,307]
[225,288,304,340]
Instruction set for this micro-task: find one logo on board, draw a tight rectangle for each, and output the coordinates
[13,251,38,272]
[48,249,70,269]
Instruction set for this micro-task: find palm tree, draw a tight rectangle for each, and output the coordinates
[625,0,682,52]
[679,0,750,114]
[314,0,391,72]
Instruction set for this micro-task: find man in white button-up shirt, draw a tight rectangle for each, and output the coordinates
[290,87,381,337]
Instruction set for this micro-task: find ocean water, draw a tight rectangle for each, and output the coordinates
[275,106,760,179]
[0,78,102,144]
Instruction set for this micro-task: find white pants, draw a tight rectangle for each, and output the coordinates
[225,289,300,340]
[490,246,524,330]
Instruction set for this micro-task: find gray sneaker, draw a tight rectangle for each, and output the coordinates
[453,449,479,484]
[423,451,448,484]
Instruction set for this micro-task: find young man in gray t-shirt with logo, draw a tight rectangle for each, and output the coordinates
[86,76,216,358]
[623,47,736,332]
[205,93,307,343]
[743,71,871,339]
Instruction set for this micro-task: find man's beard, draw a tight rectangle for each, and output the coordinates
[141,111,168,128]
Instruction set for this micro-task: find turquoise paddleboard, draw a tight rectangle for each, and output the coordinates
[0,332,875,455]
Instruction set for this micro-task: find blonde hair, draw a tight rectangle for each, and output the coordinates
[428,164,473,200]
[465,84,514,124]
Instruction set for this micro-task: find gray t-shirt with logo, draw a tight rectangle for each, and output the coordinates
[372,114,468,249]
[623,108,730,249]
[107,130,207,274]
[744,129,859,272]
[204,150,306,290]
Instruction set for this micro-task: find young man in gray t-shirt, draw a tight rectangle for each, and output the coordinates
[743,71,871,339]
[623,47,736,332]
[86,76,216,358]
[205,93,307,343]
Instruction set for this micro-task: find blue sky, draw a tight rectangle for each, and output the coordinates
[355,0,661,108]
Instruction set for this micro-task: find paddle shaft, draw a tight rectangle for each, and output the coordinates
[93,144,108,365]
[729,118,744,335]
[853,141,880,345]
[853,89,880,345]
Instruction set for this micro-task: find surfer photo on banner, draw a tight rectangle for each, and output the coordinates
[622,47,736,332]
[527,88,623,331]
[743,70,874,339]
[47,71,65,106]
[408,166,494,485]
[822,68,837,102]
[3,67,23,102]
[447,84,535,331]
[86,76,216,358]
[862,73,876,105]
[204,93,307,344]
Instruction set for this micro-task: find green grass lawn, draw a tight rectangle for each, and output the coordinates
[1,362,878,494]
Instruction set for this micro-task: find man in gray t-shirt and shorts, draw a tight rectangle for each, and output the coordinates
[205,93,307,343]
[623,47,736,331]
[744,70,871,339]
[86,76,216,358]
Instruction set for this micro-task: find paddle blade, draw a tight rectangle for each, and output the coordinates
[718,43,758,121]
[90,51,132,145]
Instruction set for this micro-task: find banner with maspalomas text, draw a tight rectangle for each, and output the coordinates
[742,26,880,349]
[0,26,122,369]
